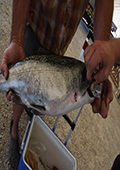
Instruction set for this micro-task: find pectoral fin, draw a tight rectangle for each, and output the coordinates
[31,109,43,116]
[30,103,46,111]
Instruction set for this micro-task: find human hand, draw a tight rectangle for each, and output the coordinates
[83,40,115,117]
[1,41,25,79]
[84,40,115,86]
[1,41,25,101]
[91,79,113,118]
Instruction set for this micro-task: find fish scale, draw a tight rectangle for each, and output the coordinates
[0,54,103,116]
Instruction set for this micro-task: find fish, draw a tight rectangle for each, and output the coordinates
[0,54,103,116]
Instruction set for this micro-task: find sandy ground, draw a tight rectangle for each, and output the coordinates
[0,1,120,170]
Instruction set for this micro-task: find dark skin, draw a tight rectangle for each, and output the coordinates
[84,37,120,117]
[84,40,115,118]
[84,0,114,118]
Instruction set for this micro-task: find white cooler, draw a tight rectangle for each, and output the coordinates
[18,115,77,170]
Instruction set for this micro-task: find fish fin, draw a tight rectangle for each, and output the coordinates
[80,78,95,96]
[22,47,53,62]
[30,103,46,111]
[31,109,43,116]
[25,107,43,116]
[10,89,24,105]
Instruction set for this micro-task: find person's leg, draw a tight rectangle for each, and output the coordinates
[9,105,24,169]
[12,104,24,139]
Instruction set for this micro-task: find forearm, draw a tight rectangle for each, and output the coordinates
[11,0,31,47]
[94,0,114,41]
[110,38,120,64]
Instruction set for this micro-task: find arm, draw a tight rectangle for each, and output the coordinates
[11,0,30,47]
[94,0,114,41]
[1,0,31,79]
[109,38,120,64]
[84,39,118,83]
[84,0,114,81]
[85,0,114,81]
[84,0,114,118]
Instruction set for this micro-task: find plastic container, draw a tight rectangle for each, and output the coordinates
[18,115,77,170]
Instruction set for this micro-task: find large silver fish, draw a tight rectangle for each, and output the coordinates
[0,54,103,116]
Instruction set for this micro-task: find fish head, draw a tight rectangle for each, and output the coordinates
[76,79,103,107]
[68,88,95,112]
[68,79,103,112]
[44,78,103,116]
[45,86,95,116]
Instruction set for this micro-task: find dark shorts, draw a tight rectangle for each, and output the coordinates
[24,22,52,58]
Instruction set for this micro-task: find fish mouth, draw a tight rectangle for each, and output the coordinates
[87,88,94,98]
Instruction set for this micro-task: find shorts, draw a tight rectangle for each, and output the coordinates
[24,22,52,58]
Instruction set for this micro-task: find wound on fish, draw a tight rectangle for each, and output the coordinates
[74,91,78,102]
